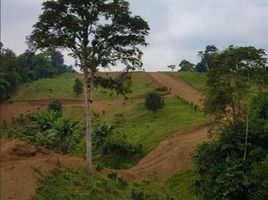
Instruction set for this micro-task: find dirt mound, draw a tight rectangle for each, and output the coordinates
[0,139,86,200]
[1,140,51,162]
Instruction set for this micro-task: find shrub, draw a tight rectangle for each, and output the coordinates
[96,162,104,172]
[144,91,165,115]
[73,78,83,96]
[102,132,143,157]
[48,99,62,116]
[155,86,168,92]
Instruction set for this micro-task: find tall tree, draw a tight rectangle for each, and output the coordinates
[17,50,35,82]
[167,65,176,71]
[196,45,218,72]
[28,0,149,171]
[204,46,267,159]
[179,59,195,72]
[49,50,65,75]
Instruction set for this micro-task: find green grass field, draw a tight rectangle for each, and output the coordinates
[165,72,207,92]
[103,97,204,152]
[12,72,157,101]
[63,96,205,168]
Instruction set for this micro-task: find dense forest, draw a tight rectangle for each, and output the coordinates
[0,42,73,101]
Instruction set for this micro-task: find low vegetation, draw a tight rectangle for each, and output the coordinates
[11,72,158,101]
[32,167,197,200]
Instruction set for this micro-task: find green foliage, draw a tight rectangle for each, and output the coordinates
[193,91,268,199]
[93,123,143,168]
[93,123,116,149]
[0,111,81,155]
[53,118,79,154]
[196,45,218,72]
[204,45,267,128]
[0,45,19,101]
[28,0,150,75]
[0,43,72,102]
[95,162,104,172]
[48,99,62,116]
[95,73,133,99]
[102,131,143,157]
[32,167,176,200]
[179,59,195,72]
[73,78,83,96]
[98,97,204,168]
[166,171,197,200]
[193,122,268,199]
[144,91,165,114]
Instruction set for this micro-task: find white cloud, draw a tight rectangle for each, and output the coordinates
[2,0,268,71]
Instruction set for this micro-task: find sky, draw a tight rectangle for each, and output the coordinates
[1,0,268,71]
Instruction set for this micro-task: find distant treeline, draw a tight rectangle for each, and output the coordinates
[0,43,73,102]
[168,45,219,72]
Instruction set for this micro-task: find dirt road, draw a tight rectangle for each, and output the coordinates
[149,72,203,107]
[121,123,208,181]
[0,72,209,199]
[0,99,123,122]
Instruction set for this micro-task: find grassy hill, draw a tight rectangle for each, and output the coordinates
[11,72,160,101]
[165,72,207,92]
[63,96,205,169]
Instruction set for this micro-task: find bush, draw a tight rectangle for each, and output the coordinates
[102,132,143,157]
[93,123,143,158]
[1,111,81,154]
[96,163,104,172]
[144,91,165,115]
[73,78,83,96]
[155,86,168,92]
[32,167,176,200]
[48,99,62,116]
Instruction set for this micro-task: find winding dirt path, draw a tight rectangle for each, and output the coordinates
[120,123,207,181]
[120,72,208,181]
[0,99,126,122]
[149,72,203,107]
[0,72,209,199]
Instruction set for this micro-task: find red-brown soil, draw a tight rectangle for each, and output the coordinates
[149,72,203,107]
[0,99,123,123]
[120,123,208,181]
[0,139,86,200]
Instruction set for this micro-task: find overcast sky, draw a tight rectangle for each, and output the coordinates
[2,0,268,71]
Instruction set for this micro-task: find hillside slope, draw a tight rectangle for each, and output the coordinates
[149,72,203,107]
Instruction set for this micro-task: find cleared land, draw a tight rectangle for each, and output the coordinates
[0,71,209,200]
[149,72,203,107]
[165,72,207,92]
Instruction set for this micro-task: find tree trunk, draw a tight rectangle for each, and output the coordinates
[83,68,93,171]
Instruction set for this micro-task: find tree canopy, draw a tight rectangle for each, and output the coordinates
[196,45,218,72]
[179,59,195,72]
[0,43,72,102]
